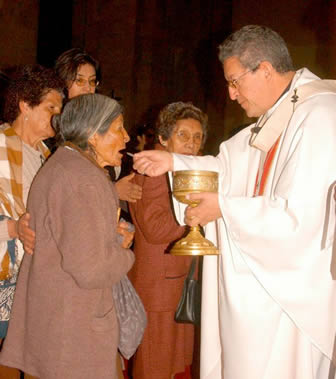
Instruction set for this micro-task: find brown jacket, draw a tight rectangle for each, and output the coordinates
[129,174,191,311]
[0,147,134,379]
[128,173,194,378]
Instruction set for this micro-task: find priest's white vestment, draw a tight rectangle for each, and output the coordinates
[172,68,336,379]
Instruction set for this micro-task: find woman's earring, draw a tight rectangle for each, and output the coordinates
[24,116,28,121]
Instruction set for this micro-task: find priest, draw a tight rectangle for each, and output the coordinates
[133,25,336,379]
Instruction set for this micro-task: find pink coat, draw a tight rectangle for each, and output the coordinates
[0,147,134,379]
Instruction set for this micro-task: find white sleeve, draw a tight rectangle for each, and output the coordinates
[219,96,336,270]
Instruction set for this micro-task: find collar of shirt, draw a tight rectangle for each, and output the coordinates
[249,70,305,152]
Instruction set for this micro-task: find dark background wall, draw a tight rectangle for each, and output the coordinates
[1,0,336,154]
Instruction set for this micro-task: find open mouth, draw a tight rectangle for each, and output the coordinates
[181,151,194,156]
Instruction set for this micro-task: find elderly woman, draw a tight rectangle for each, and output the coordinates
[0,64,63,332]
[128,101,207,379]
[55,47,141,204]
[0,64,63,379]
[0,94,135,379]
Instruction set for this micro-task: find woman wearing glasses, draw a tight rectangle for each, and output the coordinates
[128,102,208,379]
[55,48,142,204]
[55,48,100,99]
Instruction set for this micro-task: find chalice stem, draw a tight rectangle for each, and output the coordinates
[189,225,201,235]
[188,225,204,242]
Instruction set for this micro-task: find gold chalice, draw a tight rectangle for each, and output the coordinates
[170,170,219,256]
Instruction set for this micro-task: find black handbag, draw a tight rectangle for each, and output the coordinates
[174,257,201,324]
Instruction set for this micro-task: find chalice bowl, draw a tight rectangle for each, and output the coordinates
[170,170,219,256]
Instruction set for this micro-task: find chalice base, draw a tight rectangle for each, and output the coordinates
[170,226,219,256]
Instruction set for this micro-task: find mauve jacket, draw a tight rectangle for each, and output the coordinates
[0,147,134,379]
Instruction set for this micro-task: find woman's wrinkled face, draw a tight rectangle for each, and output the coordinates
[89,114,130,168]
[160,118,203,156]
[25,89,63,143]
[67,63,97,99]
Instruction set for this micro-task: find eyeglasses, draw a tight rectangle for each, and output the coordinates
[226,65,259,89]
[74,77,99,88]
[175,130,203,145]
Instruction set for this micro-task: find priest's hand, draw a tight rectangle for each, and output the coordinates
[133,150,173,176]
[185,192,221,226]
[115,173,142,202]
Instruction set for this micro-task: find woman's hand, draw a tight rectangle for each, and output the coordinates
[115,173,142,202]
[133,150,173,176]
[7,213,35,255]
[117,221,135,248]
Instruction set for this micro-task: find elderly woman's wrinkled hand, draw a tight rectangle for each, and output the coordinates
[117,221,135,249]
[17,213,35,255]
[115,173,142,202]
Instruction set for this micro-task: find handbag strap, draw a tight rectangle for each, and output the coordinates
[187,257,197,279]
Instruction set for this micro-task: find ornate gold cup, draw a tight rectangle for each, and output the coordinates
[170,170,219,256]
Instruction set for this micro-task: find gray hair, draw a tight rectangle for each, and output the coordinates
[156,101,208,148]
[53,93,123,149]
[218,25,294,73]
